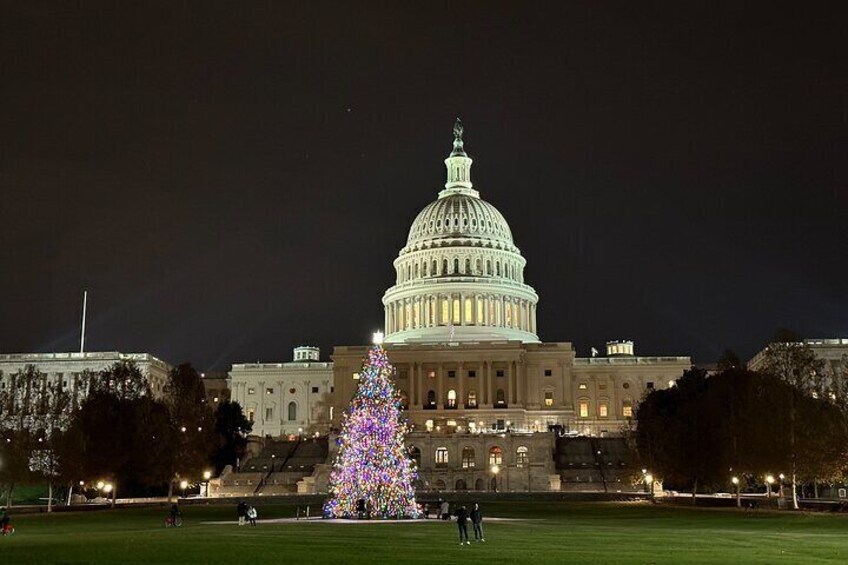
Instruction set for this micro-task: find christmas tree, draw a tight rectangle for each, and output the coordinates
[323,338,420,518]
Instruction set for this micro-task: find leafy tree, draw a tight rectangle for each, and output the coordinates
[717,350,742,371]
[758,332,826,509]
[88,360,150,400]
[212,401,252,473]
[163,364,216,497]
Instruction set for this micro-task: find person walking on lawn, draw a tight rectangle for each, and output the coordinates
[455,505,470,545]
[470,502,485,542]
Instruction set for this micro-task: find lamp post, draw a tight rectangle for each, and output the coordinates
[180,480,189,498]
[732,476,740,508]
[203,470,212,498]
[644,474,654,498]
[490,465,500,493]
[766,475,775,498]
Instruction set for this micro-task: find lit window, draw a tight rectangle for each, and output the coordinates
[578,383,588,390]
[462,446,475,468]
[579,401,589,418]
[599,403,608,418]
[352,373,360,380]
[425,419,434,431]
[441,300,450,324]
[428,370,436,379]
[452,298,461,324]
[476,298,484,324]
[467,390,477,407]
[544,391,553,407]
[496,389,506,405]
[622,400,633,418]
[465,298,473,323]
[447,389,457,408]
[435,447,449,467]
[488,446,503,466]
[516,446,529,467]
[266,387,274,395]
[248,388,255,395]
[247,409,255,422]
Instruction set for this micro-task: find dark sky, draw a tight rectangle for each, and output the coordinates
[2,2,846,369]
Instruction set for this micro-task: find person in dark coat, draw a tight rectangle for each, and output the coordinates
[455,505,470,545]
[470,502,485,541]
[237,500,247,526]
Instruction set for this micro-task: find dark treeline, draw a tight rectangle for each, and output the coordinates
[0,361,252,507]
[636,339,848,505]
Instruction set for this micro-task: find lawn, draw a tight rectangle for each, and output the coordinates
[3,500,848,564]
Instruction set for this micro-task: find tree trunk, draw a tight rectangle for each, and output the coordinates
[813,480,819,499]
[167,480,174,502]
[48,480,53,513]
[692,479,698,505]
[66,482,74,506]
[790,392,800,510]
[6,482,13,508]
[111,486,116,508]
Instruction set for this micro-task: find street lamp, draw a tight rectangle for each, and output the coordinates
[180,480,189,498]
[766,475,775,498]
[644,474,654,497]
[490,465,500,493]
[203,470,212,498]
[731,476,741,508]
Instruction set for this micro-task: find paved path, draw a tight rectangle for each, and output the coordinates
[205,516,531,525]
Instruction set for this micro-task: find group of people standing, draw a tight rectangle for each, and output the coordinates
[437,500,485,545]
[236,500,258,526]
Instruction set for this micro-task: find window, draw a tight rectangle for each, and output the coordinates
[265,407,274,420]
[579,401,589,418]
[311,386,319,393]
[352,373,360,380]
[467,390,477,408]
[496,370,504,377]
[516,446,529,468]
[409,446,421,465]
[427,390,436,407]
[599,402,609,418]
[448,370,456,378]
[447,389,457,408]
[489,446,503,466]
[425,419,434,431]
[248,388,256,395]
[247,409,255,422]
[462,446,475,468]
[647,382,655,390]
[622,400,633,418]
[428,370,436,379]
[435,447,449,467]
[544,369,552,377]
[464,298,473,323]
[599,383,607,390]
[623,382,630,389]
[496,389,506,405]
[287,402,297,421]
[468,370,476,378]
[441,300,449,324]
[544,391,554,407]
[578,383,588,390]
[266,387,274,395]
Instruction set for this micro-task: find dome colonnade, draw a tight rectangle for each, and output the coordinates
[382,120,539,344]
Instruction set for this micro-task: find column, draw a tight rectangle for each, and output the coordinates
[531,304,537,334]
[506,362,513,406]
[437,363,444,409]
[457,362,464,408]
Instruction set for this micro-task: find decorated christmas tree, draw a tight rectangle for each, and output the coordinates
[323,336,419,518]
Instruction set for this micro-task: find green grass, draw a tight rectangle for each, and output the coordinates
[3,501,848,564]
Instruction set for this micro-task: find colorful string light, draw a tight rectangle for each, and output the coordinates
[323,345,420,518]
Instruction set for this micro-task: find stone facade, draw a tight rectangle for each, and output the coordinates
[228,347,334,438]
[748,338,848,375]
[332,341,689,437]
[0,351,171,400]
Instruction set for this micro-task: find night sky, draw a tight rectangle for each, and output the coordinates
[2,2,846,370]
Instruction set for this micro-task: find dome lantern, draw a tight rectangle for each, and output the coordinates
[440,118,479,199]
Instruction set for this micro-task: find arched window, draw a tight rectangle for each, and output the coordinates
[486,260,492,275]
[476,258,482,274]
[415,263,419,278]
[455,479,467,491]
[496,261,501,276]
[408,445,421,466]
[467,390,477,408]
[465,258,471,274]
[435,447,449,467]
[287,401,297,421]
[496,389,506,405]
[442,259,448,275]
[447,389,457,408]
[462,446,475,468]
[488,446,503,466]
[454,258,459,274]
[432,260,437,276]
[516,446,529,467]
[427,390,436,407]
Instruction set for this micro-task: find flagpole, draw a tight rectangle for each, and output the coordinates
[80,290,88,354]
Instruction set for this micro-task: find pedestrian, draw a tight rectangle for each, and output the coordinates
[356,498,367,520]
[247,505,258,526]
[440,499,450,521]
[0,507,10,534]
[455,505,470,545]
[237,500,247,526]
[470,502,485,542]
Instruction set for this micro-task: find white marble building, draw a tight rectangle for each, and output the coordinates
[228,347,334,438]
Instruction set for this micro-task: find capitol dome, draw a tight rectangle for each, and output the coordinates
[382,120,540,344]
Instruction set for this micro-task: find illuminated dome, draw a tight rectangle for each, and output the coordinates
[382,120,539,344]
